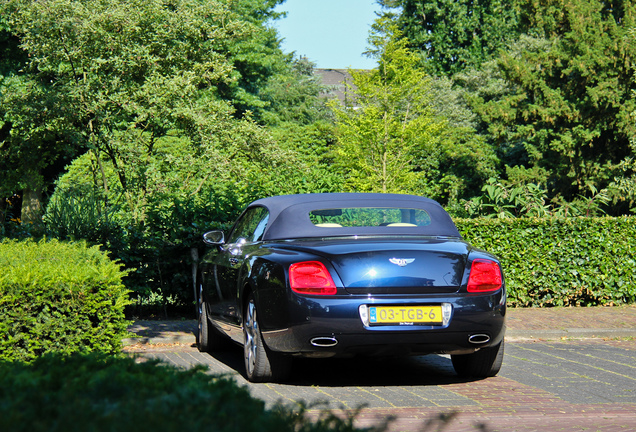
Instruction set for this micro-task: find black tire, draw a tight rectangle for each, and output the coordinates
[243,294,291,383]
[197,298,211,352]
[451,340,505,378]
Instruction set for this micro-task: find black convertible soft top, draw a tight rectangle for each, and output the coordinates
[248,193,461,240]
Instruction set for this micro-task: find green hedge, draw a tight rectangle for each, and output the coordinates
[0,353,370,432]
[457,216,636,307]
[0,239,131,362]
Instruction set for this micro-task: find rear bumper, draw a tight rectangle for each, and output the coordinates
[261,290,506,357]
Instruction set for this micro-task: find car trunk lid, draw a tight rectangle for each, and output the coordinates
[279,237,470,295]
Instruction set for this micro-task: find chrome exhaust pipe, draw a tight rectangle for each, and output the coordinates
[468,334,491,344]
[310,337,338,347]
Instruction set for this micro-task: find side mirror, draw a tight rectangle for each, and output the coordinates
[203,230,225,245]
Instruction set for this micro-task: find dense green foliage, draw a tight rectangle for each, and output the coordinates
[381,0,636,216]
[473,0,636,209]
[0,239,130,362]
[331,24,446,194]
[1,0,339,304]
[2,0,636,309]
[378,0,520,75]
[0,353,373,432]
[0,0,334,226]
[43,120,336,305]
[459,217,636,307]
[331,22,498,201]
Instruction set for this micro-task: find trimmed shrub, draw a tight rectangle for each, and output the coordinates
[458,216,636,307]
[0,239,131,362]
[0,353,371,432]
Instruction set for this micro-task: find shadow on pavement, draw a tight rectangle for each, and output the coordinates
[206,345,472,387]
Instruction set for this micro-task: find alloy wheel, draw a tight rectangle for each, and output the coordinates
[244,299,258,377]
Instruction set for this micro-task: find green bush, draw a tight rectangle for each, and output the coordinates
[45,184,242,316]
[458,216,636,307]
[0,353,372,432]
[0,239,131,362]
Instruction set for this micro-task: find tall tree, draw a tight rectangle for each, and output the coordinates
[378,0,520,76]
[472,0,636,207]
[0,16,81,228]
[330,18,498,200]
[217,0,289,117]
[330,23,446,194]
[331,21,498,201]
[0,0,291,225]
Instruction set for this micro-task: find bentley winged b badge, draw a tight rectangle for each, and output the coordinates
[389,258,415,267]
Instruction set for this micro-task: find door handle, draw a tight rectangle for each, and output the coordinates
[229,258,239,266]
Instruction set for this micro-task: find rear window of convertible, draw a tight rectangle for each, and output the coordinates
[309,207,432,228]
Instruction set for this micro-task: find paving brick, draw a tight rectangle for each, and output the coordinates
[125,307,636,431]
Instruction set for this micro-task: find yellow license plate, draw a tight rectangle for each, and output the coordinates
[369,306,442,324]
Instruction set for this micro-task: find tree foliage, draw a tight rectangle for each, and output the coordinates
[472,0,636,210]
[44,114,333,299]
[331,22,498,202]
[5,0,636,308]
[378,0,520,76]
[258,57,333,126]
[0,11,81,227]
[0,0,301,224]
[380,0,636,216]
[1,0,338,302]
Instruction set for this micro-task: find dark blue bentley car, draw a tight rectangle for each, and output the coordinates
[197,193,505,382]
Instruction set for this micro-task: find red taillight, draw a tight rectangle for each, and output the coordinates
[289,261,337,295]
[467,259,502,293]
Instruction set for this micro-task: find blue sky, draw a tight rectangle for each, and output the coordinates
[272,0,381,69]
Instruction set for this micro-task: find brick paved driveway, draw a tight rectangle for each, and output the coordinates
[131,340,636,431]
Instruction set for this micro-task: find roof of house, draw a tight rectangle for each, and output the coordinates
[315,68,360,106]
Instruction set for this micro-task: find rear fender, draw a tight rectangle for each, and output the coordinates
[240,257,289,331]
[243,252,339,332]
